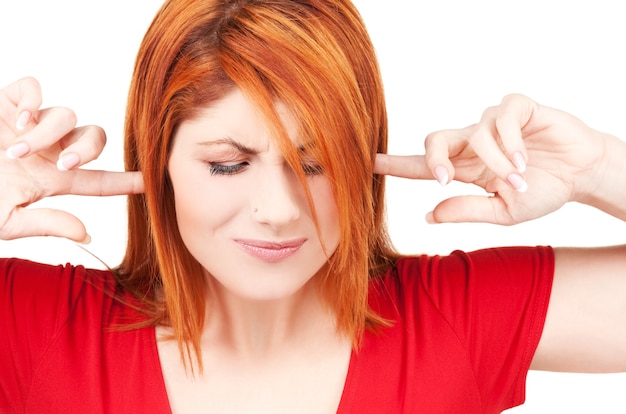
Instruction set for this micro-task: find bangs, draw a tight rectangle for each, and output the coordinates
[121,0,394,373]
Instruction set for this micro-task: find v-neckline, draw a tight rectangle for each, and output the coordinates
[148,325,360,413]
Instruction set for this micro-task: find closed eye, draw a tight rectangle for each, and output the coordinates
[302,163,324,176]
[208,162,249,176]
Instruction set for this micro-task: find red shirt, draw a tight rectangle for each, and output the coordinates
[0,246,553,413]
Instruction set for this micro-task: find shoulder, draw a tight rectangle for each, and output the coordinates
[375,246,554,287]
[359,246,555,412]
[369,246,554,315]
[0,258,161,413]
[0,257,116,300]
[0,256,113,278]
[0,257,144,359]
[0,258,121,330]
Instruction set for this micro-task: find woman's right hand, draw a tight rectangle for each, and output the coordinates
[0,77,144,243]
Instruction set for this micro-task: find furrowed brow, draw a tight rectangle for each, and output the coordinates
[197,137,257,155]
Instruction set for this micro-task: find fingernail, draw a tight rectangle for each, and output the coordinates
[434,165,448,187]
[513,152,526,173]
[507,173,528,193]
[79,234,92,245]
[57,153,80,171]
[16,111,31,131]
[6,142,30,159]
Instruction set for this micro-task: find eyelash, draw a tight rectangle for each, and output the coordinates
[207,162,324,176]
[208,162,247,176]
[302,163,324,176]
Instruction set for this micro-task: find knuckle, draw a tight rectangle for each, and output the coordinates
[424,130,447,148]
[17,76,41,95]
[501,93,527,104]
[92,125,107,146]
[16,77,43,106]
[480,105,498,120]
[82,125,107,156]
[56,106,78,129]
[424,131,438,146]
[19,76,40,88]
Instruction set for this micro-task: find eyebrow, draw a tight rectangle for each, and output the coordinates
[196,137,257,155]
[197,137,310,154]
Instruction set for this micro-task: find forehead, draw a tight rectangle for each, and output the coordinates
[176,88,300,147]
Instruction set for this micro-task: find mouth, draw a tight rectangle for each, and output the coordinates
[234,238,306,263]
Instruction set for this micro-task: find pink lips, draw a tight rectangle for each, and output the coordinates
[234,238,306,263]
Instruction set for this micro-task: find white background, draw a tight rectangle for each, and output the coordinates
[1,1,625,412]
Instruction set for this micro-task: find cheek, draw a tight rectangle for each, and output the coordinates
[169,170,242,239]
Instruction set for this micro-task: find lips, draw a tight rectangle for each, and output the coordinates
[234,238,306,263]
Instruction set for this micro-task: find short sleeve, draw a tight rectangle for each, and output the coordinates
[0,258,169,413]
[0,258,89,411]
[415,246,554,410]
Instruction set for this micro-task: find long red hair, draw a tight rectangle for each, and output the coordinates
[116,0,397,372]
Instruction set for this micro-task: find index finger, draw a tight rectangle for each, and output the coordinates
[374,153,432,180]
[67,170,145,197]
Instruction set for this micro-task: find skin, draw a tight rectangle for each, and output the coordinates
[168,89,340,305]
[162,89,348,413]
[1,78,626,411]
[375,95,626,372]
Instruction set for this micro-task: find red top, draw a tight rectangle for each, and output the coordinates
[0,246,553,413]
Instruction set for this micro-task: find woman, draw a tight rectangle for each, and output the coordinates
[1,0,625,413]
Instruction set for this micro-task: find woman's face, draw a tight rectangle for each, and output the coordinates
[168,88,340,301]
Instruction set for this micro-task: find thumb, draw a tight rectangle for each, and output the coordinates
[2,208,90,243]
[428,195,514,225]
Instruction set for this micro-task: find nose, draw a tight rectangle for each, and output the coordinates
[252,165,302,230]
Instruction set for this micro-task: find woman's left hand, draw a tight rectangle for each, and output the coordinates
[375,93,621,225]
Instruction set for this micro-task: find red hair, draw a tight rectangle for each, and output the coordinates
[116,0,397,372]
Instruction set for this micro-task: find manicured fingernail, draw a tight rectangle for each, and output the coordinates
[507,173,528,192]
[513,152,526,173]
[6,142,30,159]
[16,111,31,131]
[434,165,448,187]
[57,153,80,171]
[79,234,92,245]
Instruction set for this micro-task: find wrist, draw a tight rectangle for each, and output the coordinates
[575,132,626,221]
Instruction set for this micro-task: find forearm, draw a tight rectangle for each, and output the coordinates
[575,132,626,221]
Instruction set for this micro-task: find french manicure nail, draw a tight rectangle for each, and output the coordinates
[57,153,80,171]
[434,165,448,187]
[507,173,528,193]
[513,152,526,173]
[6,142,30,159]
[79,234,92,245]
[16,111,31,131]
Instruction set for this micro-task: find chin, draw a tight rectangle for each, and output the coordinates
[205,269,321,304]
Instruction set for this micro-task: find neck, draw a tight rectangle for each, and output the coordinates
[203,276,337,359]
